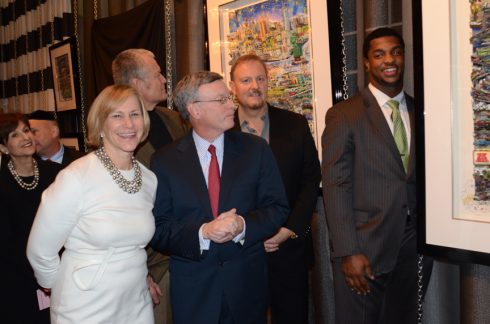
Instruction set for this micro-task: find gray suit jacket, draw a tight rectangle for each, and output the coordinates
[321,87,416,274]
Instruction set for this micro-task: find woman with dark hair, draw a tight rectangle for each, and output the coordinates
[27,85,158,324]
[0,113,61,323]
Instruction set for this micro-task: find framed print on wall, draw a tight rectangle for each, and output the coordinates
[415,0,490,264]
[206,0,332,156]
[49,38,80,112]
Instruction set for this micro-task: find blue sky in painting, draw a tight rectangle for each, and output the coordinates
[228,0,307,32]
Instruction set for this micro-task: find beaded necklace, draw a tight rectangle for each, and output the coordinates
[7,159,39,190]
[94,146,142,194]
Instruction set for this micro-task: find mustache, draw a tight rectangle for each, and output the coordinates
[249,89,263,96]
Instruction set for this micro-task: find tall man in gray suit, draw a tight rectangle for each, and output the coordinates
[112,48,189,324]
[322,28,432,324]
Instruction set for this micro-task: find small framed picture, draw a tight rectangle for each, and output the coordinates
[49,38,80,111]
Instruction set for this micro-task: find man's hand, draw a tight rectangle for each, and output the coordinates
[341,254,374,295]
[147,275,163,305]
[264,227,293,252]
[202,208,243,243]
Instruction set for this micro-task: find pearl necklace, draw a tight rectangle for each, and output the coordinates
[7,159,39,190]
[95,146,142,194]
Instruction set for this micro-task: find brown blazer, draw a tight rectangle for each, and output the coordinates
[136,106,190,167]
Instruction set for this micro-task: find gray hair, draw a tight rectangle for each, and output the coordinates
[173,71,223,120]
[112,49,155,85]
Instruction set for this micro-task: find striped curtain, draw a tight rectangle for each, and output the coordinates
[0,0,73,114]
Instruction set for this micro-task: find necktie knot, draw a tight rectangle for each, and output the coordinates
[387,99,400,119]
[208,144,216,156]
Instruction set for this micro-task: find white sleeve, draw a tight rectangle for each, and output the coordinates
[26,166,83,288]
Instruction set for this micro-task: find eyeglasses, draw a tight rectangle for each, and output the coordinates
[193,94,234,105]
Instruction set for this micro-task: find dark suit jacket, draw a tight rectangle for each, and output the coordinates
[137,106,190,282]
[61,146,84,168]
[234,105,320,236]
[322,87,416,275]
[150,130,289,324]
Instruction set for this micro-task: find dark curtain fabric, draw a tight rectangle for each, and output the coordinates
[91,0,165,95]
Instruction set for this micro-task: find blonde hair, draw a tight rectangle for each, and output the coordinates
[87,85,150,147]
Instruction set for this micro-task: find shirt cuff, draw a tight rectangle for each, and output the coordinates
[232,216,246,245]
[198,224,211,251]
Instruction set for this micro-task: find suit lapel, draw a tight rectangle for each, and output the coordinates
[177,133,214,219]
[406,95,416,177]
[362,88,406,173]
[219,132,241,212]
[267,105,280,153]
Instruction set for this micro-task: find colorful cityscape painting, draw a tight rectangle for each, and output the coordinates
[220,0,315,135]
[470,0,490,202]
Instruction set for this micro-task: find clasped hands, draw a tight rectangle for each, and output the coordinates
[202,208,244,243]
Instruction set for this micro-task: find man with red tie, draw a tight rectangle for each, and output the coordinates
[150,71,289,324]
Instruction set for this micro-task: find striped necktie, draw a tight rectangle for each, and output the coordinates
[387,99,409,172]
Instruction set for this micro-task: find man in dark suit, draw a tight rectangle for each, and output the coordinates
[322,27,432,324]
[151,71,289,324]
[28,110,84,168]
[230,54,321,324]
[112,48,189,324]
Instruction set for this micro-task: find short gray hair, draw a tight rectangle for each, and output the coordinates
[173,71,223,120]
[112,49,154,85]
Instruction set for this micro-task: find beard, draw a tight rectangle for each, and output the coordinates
[239,89,266,110]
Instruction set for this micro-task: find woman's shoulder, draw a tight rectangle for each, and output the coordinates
[55,152,99,180]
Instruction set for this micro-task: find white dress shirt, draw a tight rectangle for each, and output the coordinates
[192,131,246,250]
[368,83,411,149]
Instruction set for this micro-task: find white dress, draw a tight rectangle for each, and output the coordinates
[27,153,157,324]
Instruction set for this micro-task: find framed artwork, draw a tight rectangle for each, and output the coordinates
[415,0,490,264]
[49,38,80,111]
[206,0,332,153]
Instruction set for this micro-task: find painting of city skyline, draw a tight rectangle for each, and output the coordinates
[219,0,315,134]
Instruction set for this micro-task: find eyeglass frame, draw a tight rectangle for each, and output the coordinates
[192,94,234,105]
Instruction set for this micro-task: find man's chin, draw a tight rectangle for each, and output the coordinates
[244,102,266,111]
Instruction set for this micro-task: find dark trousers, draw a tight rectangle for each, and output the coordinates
[332,224,433,324]
[219,295,267,324]
[268,237,310,324]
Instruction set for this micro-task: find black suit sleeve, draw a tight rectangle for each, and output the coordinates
[241,140,290,246]
[150,152,202,260]
[284,116,321,236]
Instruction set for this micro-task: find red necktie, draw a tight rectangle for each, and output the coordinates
[208,145,220,218]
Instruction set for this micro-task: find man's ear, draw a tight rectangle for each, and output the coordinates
[363,58,370,72]
[229,80,236,94]
[52,124,60,138]
[131,77,142,91]
[187,103,200,120]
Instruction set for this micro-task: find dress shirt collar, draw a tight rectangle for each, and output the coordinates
[42,143,64,164]
[368,83,406,109]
